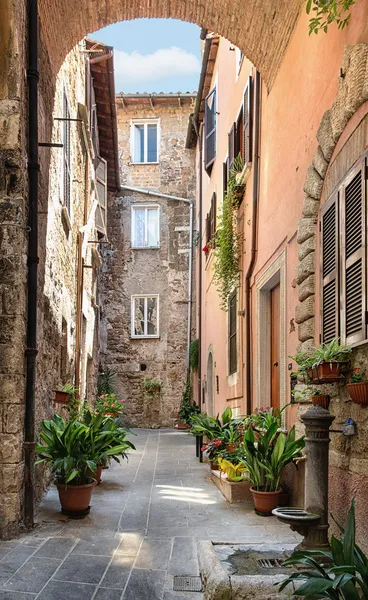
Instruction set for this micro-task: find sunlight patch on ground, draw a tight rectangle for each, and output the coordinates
[156,485,217,505]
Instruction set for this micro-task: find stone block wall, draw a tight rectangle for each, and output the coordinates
[100,101,196,427]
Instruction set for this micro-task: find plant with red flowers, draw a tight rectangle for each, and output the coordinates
[201,437,224,460]
[202,241,212,254]
[350,368,365,383]
[95,393,125,416]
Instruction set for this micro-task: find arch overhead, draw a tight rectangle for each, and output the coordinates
[38,0,302,89]
[295,43,368,350]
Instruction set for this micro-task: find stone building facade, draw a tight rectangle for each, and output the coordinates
[0,37,119,538]
[100,94,196,427]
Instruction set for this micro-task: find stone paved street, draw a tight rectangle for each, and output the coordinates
[0,430,300,599]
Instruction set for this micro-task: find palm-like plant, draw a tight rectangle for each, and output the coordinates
[242,423,305,492]
[190,407,243,440]
[279,499,368,599]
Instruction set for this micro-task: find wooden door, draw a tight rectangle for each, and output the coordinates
[270,284,280,409]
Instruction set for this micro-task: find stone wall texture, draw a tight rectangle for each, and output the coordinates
[100,101,196,427]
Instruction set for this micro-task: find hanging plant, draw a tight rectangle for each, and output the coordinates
[306,0,355,35]
[213,155,243,310]
[189,339,199,373]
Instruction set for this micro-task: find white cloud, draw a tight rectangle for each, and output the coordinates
[113,46,200,87]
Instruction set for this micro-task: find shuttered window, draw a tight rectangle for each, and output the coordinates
[340,160,366,345]
[243,76,252,165]
[229,291,237,375]
[63,91,71,215]
[321,194,339,343]
[205,193,217,248]
[228,123,236,171]
[95,156,107,236]
[204,88,216,172]
[320,154,367,345]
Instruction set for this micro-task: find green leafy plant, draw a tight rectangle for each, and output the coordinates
[241,423,305,492]
[97,367,117,396]
[314,338,352,366]
[83,408,135,468]
[189,339,199,373]
[350,368,365,383]
[306,0,355,35]
[190,407,243,440]
[35,413,135,484]
[201,437,224,460]
[244,404,289,430]
[213,155,243,310]
[279,498,368,598]
[221,424,242,444]
[143,376,162,394]
[95,393,125,415]
[178,382,199,425]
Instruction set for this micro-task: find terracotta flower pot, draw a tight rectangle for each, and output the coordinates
[312,395,330,410]
[308,362,344,383]
[87,466,103,484]
[347,381,368,406]
[54,390,70,404]
[55,479,97,515]
[225,442,239,454]
[175,420,190,430]
[210,460,218,470]
[250,487,281,515]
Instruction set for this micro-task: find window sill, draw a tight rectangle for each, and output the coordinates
[131,245,161,250]
[131,335,160,340]
[130,162,160,166]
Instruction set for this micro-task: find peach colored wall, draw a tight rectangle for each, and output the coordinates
[199,3,368,423]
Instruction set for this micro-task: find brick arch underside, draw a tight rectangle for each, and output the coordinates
[38,0,301,89]
[295,43,368,351]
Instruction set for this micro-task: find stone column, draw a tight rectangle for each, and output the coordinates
[0,0,28,538]
[301,405,335,548]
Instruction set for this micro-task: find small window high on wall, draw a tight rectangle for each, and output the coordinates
[320,153,367,346]
[131,295,159,338]
[204,87,217,173]
[131,120,159,163]
[132,205,160,248]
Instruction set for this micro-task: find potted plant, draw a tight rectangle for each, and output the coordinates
[95,393,125,417]
[279,499,368,598]
[310,338,351,383]
[54,382,77,405]
[222,424,241,453]
[217,457,247,482]
[347,368,368,406]
[143,376,162,395]
[241,423,305,515]
[35,415,98,515]
[190,407,244,441]
[201,438,224,469]
[177,382,199,429]
[292,386,330,410]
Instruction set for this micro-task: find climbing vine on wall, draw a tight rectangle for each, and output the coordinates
[213,156,243,311]
[306,0,355,35]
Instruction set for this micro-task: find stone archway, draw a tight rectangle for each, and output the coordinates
[38,0,302,90]
[295,43,368,350]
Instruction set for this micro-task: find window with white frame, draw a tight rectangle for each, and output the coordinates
[131,120,159,163]
[132,205,160,248]
[131,295,159,338]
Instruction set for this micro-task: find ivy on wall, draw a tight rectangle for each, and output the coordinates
[213,156,243,310]
[306,0,355,34]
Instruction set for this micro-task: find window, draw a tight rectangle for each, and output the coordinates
[63,91,71,213]
[320,154,367,346]
[229,291,237,375]
[204,88,217,172]
[95,156,107,236]
[235,47,244,76]
[132,205,160,248]
[132,121,159,163]
[131,295,159,338]
[205,193,217,250]
[243,76,253,165]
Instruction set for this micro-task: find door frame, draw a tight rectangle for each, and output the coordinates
[256,249,286,415]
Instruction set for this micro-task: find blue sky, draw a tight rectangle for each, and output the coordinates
[90,19,202,94]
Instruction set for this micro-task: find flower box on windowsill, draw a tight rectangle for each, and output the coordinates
[346,381,368,406]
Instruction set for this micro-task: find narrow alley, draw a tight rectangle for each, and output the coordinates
[0,431,299,599]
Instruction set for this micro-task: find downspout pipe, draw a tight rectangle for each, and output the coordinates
[119,185,194,375]
[245,70,261,416]
[24,0,39,529]
[197,127,203,413]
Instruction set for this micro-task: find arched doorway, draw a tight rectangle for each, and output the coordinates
[207,351,214,416]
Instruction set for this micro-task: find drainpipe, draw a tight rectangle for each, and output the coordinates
[24,0,39,529]
[245,70,261,415]
[119,185,194,374]
[197,127,203,412]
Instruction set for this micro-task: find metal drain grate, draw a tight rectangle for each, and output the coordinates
[257,558,285,569]
[173,575,203,592]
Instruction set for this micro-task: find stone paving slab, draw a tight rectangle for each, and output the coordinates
[0,429,301,599]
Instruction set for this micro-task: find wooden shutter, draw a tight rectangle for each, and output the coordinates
[224,159,229,192]
[340,159,366,345]
[228,123,236,170]
[205,214,211,245]
[229,291,237,375]
[243,75,252,165]
[95,156,107,236]
[204,88,216,171]
[211,192,217,247]
[321,193,339,343]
